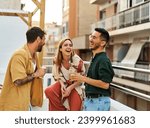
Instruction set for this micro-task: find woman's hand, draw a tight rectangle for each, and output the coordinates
[62,86,72,98]
[61,84,66,98]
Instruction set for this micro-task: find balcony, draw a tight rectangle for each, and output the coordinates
[31,73,136,111]
[91,1,150,36]
[90,0,118,5]
[34,61,150,111]
[90,0,107,5]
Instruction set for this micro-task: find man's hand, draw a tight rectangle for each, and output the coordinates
[71,73,85,82]
[33,67,46,78]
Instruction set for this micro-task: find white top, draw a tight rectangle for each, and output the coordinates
[52,54,85,83]
[61,65,69,80]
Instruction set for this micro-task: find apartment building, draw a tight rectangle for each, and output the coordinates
[62,0,97,60]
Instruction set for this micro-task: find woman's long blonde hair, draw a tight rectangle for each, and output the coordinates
[54,38,75,72]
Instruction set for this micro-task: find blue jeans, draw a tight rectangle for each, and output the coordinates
[83,97,110,111]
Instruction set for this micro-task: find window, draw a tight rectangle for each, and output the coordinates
[136,0,143,4]
[117,44,130,62]
[66,22,68,32]
[99,9,106,20]
[137,43,150,64]
[62,22,69,36]
[121,0,143,10]
[119,0,128,12]
[114,3,118,14]
[63,0,69,11]
[129,0,132,7]
[133,0,144,6]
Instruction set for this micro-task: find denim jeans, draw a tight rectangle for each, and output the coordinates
[83,97,110,111]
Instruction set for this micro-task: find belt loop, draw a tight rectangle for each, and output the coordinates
[86,93,103,98]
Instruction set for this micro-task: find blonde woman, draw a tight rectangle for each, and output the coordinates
[45,38,85,111]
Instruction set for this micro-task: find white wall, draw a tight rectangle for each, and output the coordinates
[0,16,28,84]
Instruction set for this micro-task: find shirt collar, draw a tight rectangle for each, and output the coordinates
[23,44,32,60]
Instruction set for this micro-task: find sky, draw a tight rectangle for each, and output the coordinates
[21,0,62,25]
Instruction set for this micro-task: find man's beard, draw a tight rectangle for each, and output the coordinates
[37,45,43,52]
[89,44,100,51]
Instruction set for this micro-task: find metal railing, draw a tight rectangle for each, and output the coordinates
[112,64,150,74]
[111,83,150,102]
[91,1,150,31]
[43,58,150,102]
[83,61,150,102]
[111,64,150,101]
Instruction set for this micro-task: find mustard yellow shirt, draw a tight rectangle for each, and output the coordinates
[0,44,35,111]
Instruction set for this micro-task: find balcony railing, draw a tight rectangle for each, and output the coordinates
[91,1,150,32]
[40,59,150,111]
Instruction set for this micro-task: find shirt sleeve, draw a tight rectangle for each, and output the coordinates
[98,60,114,83]
[10,54,27,82]
[52,64,59,80]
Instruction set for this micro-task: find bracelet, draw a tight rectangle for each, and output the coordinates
[31,73,36,78]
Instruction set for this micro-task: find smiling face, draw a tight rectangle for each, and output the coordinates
[60,39,73,57]
[89,31,101,51]
[55,38,74,67]
[89,31,106,54]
